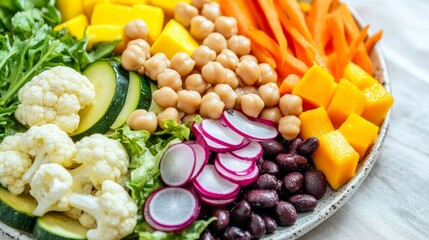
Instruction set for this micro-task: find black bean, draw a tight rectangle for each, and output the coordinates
[246,213,266,239]
[285,137,303,155]
[304,169,327,199]
[211,209,230,231]
[283,172,304,193]
[199,229,216,240]
[288,194,317,212]
[297,137,319,157]
[260,160,280,175]
[246,190,279,208]
[259,140,284,160]
[223,226,251,240]
[262,215,277,234]
[274,201,297,226]
[256,157,265,170]
[230,200,252,224]
[276,153,307,172]
[252,174,279,190]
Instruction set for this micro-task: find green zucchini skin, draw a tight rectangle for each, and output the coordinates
[0,188,37,232]
[33,212,87,240]
[137,74,152,111]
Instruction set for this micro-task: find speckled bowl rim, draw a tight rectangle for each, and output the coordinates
[0,6,392,240]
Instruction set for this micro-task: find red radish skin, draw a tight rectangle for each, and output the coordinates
[222,110,278,140]
[216,152,256,175]
[200,119,246,147]
[214,159,259,186]
[193,165,241,199]
[160,143,196,187]
[229,140,264,161]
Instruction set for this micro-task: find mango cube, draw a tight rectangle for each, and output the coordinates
[313,130,360,190]
[327,78,366,128]
[299,106,335,139]
[343,62,379,90]
[83,0,148,18]
[151,19,199,59]
[54,14,89,39]
[339,113,379,158]
[292,65,337,109]
[132,4,165,44]
[57,0,84,21]
[85,25,128,54]
[149,0,191,16]
[361,83,394,126]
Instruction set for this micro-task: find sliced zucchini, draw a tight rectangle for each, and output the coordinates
[33,212,87,240]
[71,60,129,140]
[110,72,152,129]
[147,79,164,114]
[0,187,37,232]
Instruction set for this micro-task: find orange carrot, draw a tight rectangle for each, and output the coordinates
[218,0,256,33]
[348,25,369,61]
[279,74,300,95]
[329,0,340,12]
[306,0,333,54]
[247,0,273,37]
[365,30,383,53]
[276,0,313,43]
[327,11,348,80]
[251,40,277,69]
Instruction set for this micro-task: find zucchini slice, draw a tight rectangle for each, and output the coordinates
[33,212,87,240]
[0,187,37,232]
[72,60,129,140]
[147,79,164,114]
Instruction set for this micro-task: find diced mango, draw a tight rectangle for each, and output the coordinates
[327,78,366,128]
[85,25,128,54]
[299,107,335,139]
[343,62,379,90]
[339,113,379,158]
[292,65,337,109]
[131,4,164,44]
[361,83,394,126]
[83,0,148,18]
[313,130,360,190]
[151,19,199,59]
[57,0,85,21]
[149,0,191,16]
[54,14,89,40]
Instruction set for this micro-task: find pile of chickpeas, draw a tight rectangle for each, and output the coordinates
[122,0,304,141]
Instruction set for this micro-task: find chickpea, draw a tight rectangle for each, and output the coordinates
[236,59,261,86]
[143,53,170,80]
[259,107,283,124]
[170,52,196,77]
[191,0,211,9]
[157,69,182,91]
[152,87,178,108]
[213,84,238,109]
[234,86,257,97]
[278,115,301,140]
[182,113,198,123]
[190,15,214,41]
[127,109,158,134]
[200,92,225,119]
[157,107,181,129]
[239,94,265,118]
[240,55,258,64]
[256,63,278,86]
[127,39,150,59]
[203,32,227,54]
[201,2,221,22]
[224,69,239,89]
[192,45,216,70]
[228,35,251,56]
[258,82,280,107]
[176,90,202,114]
[215,16,238,39]
[184,73,208,94]
[121,44,146,72]
[204,86,215,94]
[174,2,199,28]
[279,94,303,116]
[124,19,148,40]
[216,49,239,70]
[201,61,227,85]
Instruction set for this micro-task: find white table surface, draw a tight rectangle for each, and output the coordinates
[1,0,428,240]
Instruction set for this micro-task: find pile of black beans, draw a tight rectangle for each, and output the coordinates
[200,137,328,240]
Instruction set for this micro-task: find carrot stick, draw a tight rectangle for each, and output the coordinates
[276,0,313,43]
[250,40,277,69]
[329,0,340,12]
[247,0,273,37]
[306,0,333,53]
[218,0,256,33]
[348,25,369,61]
[327,11,348,80]
[279,74,300,95]
[365,30,383,53]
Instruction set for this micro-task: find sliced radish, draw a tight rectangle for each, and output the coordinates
[222,110,278,140]
[216,152,256,176]
[199,195,237,207]
[188,143,208,181]
[229,140,263,161]
[193,165,240,199]
[214,160,259,186]
[145,187,200,232]
[200,119,245,147]
[193,122,242,152]
[160,143,195,187]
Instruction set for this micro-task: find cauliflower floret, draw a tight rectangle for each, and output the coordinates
[0,151,32,195]
[69,134,129,190]
[68,180,138,240]
[29,163,73,216]
[14,66,95,133]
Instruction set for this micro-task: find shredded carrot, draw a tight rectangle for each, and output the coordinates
[218,0,255,33]
[327,11,348,80]
[348,25,369,61]
[251,40,277,69]
[279,74,300,94]
[276,0,313,43]
[306,0,333,54]
[247,0,273,36]
[329,0,340,12]
[365,30,383,53]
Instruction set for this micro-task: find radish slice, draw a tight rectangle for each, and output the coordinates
[200,195,237,207]
[216,152,256,175]
[193,165,240,199]
[214,160,259,186]
[222,110,278,140]
[160,143,196,187]
[145,187,200,231]
[200,119,245,147]
[229,141,263,161]
[193,122,242,152]
[188,143,208,181]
